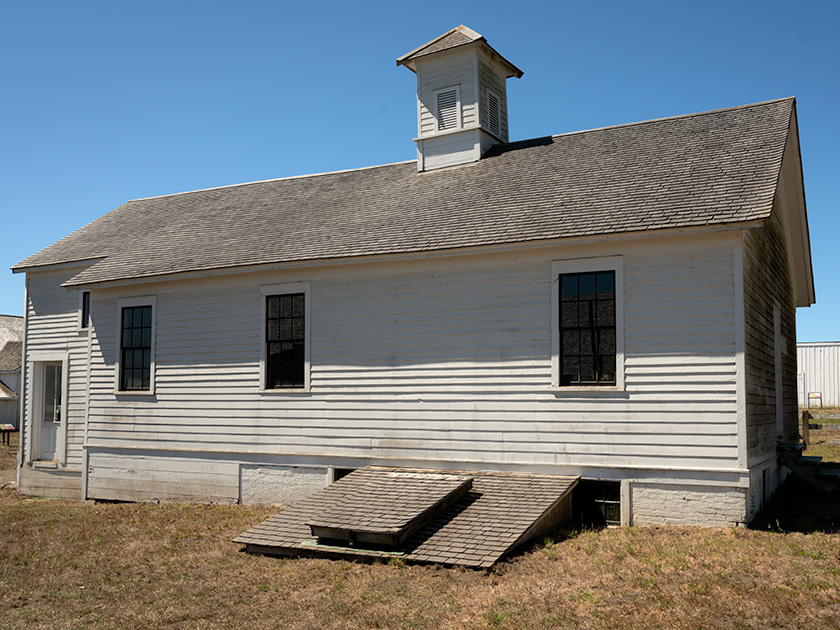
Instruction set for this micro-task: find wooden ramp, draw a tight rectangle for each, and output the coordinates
[234,466,578,568]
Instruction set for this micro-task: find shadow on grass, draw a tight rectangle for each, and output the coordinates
[750,475,840,534]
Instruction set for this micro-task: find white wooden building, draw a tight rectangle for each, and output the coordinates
[797,342,840,408]
[0,315,24,428]
[11,26,815,526]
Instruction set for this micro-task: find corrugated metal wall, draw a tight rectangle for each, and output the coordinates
[797,343,840,407]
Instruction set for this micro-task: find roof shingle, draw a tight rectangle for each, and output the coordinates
[13,98,794,288]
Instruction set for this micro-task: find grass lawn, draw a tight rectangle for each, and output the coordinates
[1,429,839,628]
[1,478,839,629]
[808,428,840,463]
[0,430,19,471]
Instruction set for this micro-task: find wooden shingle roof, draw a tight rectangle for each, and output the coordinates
[13,98,795,288]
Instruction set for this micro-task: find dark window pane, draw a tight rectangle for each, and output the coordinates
[601,355,616,382]
[561,275,578,299]
[280,296,292,318]
[280,319,291,339]
[579,273,597,298]
[292,319,304,339]
[558,271,616,387]
[597,272,614,295]
[596,300,615,327]
[604,502,620,524]
[579,356,595,382]
[120,305,153,391]
[292,294,305,317]
[561,303,578,327]
[81,292,90,328]
[599,329,616,354]
[579,302,593,327]
[266,293,306,389]
[561,357,578,385]
[562,330,579,355]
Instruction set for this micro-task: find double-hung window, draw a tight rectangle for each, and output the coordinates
[551,257,624,389]
[115,296,156,393]
[261,283,310,391]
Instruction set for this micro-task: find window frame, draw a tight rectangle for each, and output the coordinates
[113,296,157,395]
[432,85,462,133]
[77,291,90,332]
[551,257,624,391]
[260,282,311,393]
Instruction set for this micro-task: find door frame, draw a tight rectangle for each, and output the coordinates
[27,351,69,464]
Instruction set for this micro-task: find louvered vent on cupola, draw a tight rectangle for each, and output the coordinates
[436,87,460,131]
[397,25,523,172]
[487,91,501,137]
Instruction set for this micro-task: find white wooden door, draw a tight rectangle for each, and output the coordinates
[38,362,62,460]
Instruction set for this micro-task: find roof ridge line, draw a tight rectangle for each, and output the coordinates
[536,97,796,144]
[127,158,417,203]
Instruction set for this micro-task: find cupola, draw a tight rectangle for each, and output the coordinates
[397,25,523,172]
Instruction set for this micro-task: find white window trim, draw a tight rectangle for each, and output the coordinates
[259,282,311,394]
[76,290,90,333]
[27,351,70,465]
[550,256,625,392]
[114,295,157,396]
[432,85,462,134]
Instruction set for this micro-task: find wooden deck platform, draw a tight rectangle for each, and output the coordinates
[234,466,578,568]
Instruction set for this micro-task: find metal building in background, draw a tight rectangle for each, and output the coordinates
[797,342,840,408]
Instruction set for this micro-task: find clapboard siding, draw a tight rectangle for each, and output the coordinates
[85,241,740,475]
[22,269,89,470]
[796,343,840,407]
[478,59,508,140]
[417,49,477,134]
[87,450,239,503]
[743,197,798,464]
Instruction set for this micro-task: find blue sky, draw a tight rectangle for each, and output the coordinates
[1,0,837,340]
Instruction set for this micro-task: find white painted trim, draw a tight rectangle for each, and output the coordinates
[620,479,632,526]
[27,351,70,465]
[76,290,90,332]
[259,282,311,393]
[81,292,95,498]
[12,257,105,275]
[82,442,752,479]
[733,240,747,469]
[113,296,157,395]
[413,122,482,143]
[550,256,625,390]
[17,278,28,484]
[61,222,752,291]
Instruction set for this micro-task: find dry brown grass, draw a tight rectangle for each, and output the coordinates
[0,430,19,472]
[808,428,840,464]
[2,483,840,629]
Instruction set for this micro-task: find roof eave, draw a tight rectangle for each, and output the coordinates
[11,257,106,276]
[59,220,760,291]
[396,25,523,78]
[784,101,816,307]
